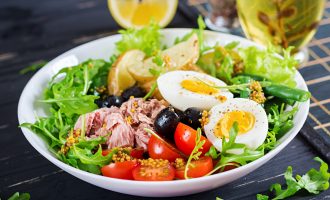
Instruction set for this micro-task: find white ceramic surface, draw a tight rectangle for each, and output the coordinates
[18,29,310,197]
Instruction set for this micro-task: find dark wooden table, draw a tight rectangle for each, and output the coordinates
[0,0,329,199]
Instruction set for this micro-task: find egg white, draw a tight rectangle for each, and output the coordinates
[204,98,268,154]
[157,71,233,111]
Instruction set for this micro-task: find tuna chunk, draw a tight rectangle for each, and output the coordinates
[74,98,166,150]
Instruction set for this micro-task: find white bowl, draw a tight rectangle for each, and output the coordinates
[18,29,309,197]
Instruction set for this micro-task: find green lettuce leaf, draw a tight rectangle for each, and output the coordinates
[116,22,162,57]
[238,46,297,87]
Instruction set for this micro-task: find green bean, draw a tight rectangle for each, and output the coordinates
[264,84,310,102]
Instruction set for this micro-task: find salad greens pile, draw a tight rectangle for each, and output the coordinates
[21,59,115,174]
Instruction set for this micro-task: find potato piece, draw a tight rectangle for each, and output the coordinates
[108,50,145,95]
[127,34,199,83]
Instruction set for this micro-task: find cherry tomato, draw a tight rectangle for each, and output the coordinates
[221,163,239,172]
[174,123,212,156]
[148,135,181,162]
[102,148,144,159]
[132,163,175,181]
[101,160,138,180]
[175,156,213,179]
[130,148,144,159]
[102,149,112,156]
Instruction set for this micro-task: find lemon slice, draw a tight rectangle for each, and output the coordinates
[108,0,178,28]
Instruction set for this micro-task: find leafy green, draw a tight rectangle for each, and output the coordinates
[238,46,297,87]
[258,157,330,200]
[184,128,206,179]
[20,59,115,173]
[71,145,116,166]
[205,146,220,159]
[42,59,110,117]
[116,22,162,57]
[260,104,297,152]
[207,122,264,175]
[256,194,269,200]
[174,15,210,54]
[19,60,47,75]
[197,46,240,83]
[268,104,297,134]
[7,192,30,200]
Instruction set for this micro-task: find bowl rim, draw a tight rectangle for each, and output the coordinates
[17,28,310,187]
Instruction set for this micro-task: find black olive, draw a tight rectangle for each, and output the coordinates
[174,109,187,122]
[105,95,124,107]
[94,98,106,108]
[121,86,146,100]
[154,107,180,141]
[183,107,202,129]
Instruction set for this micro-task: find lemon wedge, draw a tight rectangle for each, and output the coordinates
[108,0,178,28]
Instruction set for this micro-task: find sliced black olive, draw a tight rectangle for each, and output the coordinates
[121,86,146,100]
[105,95,124,107]
[183,107,202,129]
[154,107,180,141]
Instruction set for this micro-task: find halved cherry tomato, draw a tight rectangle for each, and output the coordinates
[101,160,138,180]
[148,135,181,162]
[102,148,144,159]
[174,123,212,156]
[175,156,213,179]
[132,163,175,181]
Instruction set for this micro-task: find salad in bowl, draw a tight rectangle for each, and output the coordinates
[18,18,310,196]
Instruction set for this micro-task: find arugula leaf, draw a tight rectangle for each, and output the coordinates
[224,41,240,50]
[256,194,269,200]
[296,157,330,194]
[258,157,330,200]
[270,166,301,200]
[43,59,109,116]
[268,104,297,135]
[116,22,162,57]
[184,128,206,179]
[19,60,47,75]
[71,145,116,167]
[174,15,210,54]
[207,122,264,175]
[238,46,297,88]
[205,146,220,159]
[7,192,30,200]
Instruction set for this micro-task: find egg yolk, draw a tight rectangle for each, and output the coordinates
[180,79,218,95]
[215,110,255,138]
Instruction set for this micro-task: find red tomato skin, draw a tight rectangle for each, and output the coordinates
[130,148,144,159]
[174,123,212,156]
[222,163,239,172]
[102,149,111,156]
[175,156,213,179]
[132,164,175,181]
[101,160,138,180]
[148,135,181,162]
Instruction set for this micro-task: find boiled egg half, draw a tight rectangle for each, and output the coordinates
[204,98,268,154]
[157,71,233,111]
